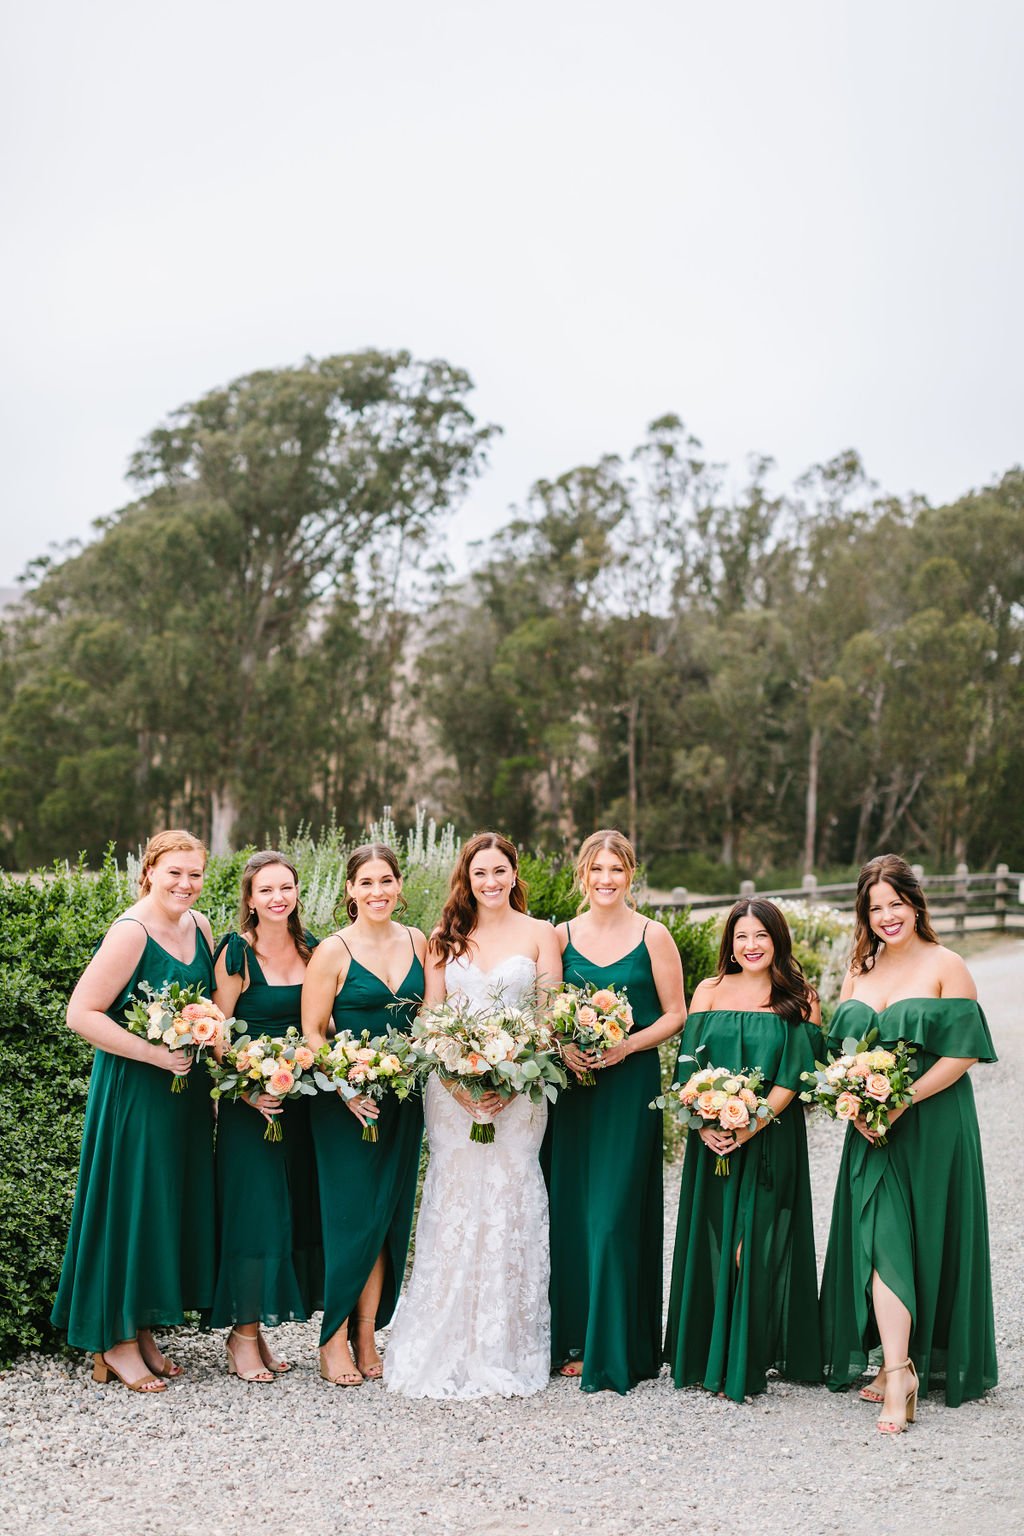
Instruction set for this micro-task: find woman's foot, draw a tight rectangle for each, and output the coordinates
[94,1340,166,1393]
[138,1329,184,1379]
[558,1361,583,1377]
[319,1336,363,1387]
[877,1360,918,1433]
[257,1331,290,1373]
[352,1315,383,1379]
[226,1328,275,1384]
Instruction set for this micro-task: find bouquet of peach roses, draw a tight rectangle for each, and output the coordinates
[124,981,230,1092]
[651,1063,774,1175]
[799,1031,916,1144]
[313,1029,418,1142]
[207,1026,318,1141]
[548,982,635,1086]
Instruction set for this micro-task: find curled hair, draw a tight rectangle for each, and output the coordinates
[239,849,312,963]
[718,899,816,1026]
[139,829,207,894]
[336,843,407,926]
[851,852,939,974]
[431,832,528,963]
[574,829,638,913]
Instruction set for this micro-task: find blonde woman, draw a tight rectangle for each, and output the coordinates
[546,830,686,1393]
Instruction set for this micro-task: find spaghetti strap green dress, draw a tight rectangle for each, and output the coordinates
[545,923,665,1393]
[209,932,323,1328]
[820,996,997,1405]
[309,932,424,1345]
[51,916,216,1352]
[663,1009,822,1400]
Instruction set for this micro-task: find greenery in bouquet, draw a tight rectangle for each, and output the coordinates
[314,1028,418,1141]
[207,1025,318,1141]
[123,981,231,1092]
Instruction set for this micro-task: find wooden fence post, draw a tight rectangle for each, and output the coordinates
[740,880,756,900]
[995,863,1009,932]
[955,862,969,938]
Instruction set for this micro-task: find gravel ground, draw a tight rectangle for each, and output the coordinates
[2,941,1021,1536]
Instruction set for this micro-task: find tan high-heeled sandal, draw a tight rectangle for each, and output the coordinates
[319,1345,364,1387]
[92,1351,166,1393]
[876,1358,918,1433]
[352,1315,383,1380]
[858,1377,884,1403]
[226,1329,276,1384]
[256,1331,290,1374]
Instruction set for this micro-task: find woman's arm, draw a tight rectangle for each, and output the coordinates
[66,922,190,1076]
[598,921,686,1068]
[422,937,448,1008]
[212,943,245,1063]
[300,938,346,1052]
[533,919,563,1007]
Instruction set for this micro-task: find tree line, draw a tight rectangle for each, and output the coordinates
[1,350,1021,883]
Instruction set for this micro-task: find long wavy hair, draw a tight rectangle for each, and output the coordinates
[139,829,207,894]
[431,832,528,963]
[851,852,939,974]
[717,899,816,1025]
[239,849,313,963]
[573,829,638,913]
[335,843,407,926]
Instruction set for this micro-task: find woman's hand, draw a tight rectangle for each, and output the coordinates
[699,1125,736,1156]
[854,1102,909,1144]
[449,1082,507,1120]
[561,1042,598,1078]
[729,1121,763,1149]
[158,1046,192,1079]
[343,1092,380,1129]
[246,1091,284,1123]
[595,1040,631,1069]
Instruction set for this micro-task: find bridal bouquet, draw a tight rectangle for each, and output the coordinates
[799,1032,916,1144]
[411,998,568,1143]
[313,1029,418,1142]
[651,1063,774,1175]
[207,1026,318,1141]
[548,982,634,1086]
[124,981,231,1092]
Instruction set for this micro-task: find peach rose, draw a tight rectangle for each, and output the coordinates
[835,1091,861,1119]
[235,1051,252,1073]
[190,1017,220,1046]
[268,1068,295,1096]
[354,1047,377,1063]
[172,1016,192,1036]
[590,990,617,1012]
[719,1097,750,1130]
[864,1073,891,1102]
[463,1052,488,1075]
[293,1046,315,1071]
[848,1060,869,1078]
[739,1088,758,1109]
[576,1006,598,1029]
[604,1021,624,1044]
[696,1090,721,1117]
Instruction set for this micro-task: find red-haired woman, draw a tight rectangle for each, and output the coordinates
[663,898,822,1401]
[385,832,562,1399]
[546,830,686,1393]
[820,854,997,1431]
[51,830,216,1392]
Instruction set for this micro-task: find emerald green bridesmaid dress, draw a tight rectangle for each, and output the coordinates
[51,916,216,1352]
[820,997,997,1405]
[309,932,424,1345]
[546,923,665,1393]
[663,1009,822,1400]
[209,932,323,1328]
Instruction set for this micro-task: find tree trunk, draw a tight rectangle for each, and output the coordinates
[210,787,238,856]
[803,724,820,877]
[625,694,639,848]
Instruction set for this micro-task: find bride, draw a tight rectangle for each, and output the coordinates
[384,831,562,1399]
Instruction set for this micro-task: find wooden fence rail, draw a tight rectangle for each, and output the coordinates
[652,864,1024,937]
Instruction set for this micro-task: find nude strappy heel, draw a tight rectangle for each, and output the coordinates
[876,1358,918,1433]
[92,1351,166,1393]
[226,1328,276,1384]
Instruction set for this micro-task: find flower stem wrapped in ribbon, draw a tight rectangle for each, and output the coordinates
[651,1061,775,1175]
[313,1029,418,1142]
[799,1029,916,1144]
[547,981,634,1086]
[207,1025,319,1141]
[410,995,568,1144]
[124,981,231,1093]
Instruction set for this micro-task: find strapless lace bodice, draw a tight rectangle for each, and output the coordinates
[444,952,538,1014]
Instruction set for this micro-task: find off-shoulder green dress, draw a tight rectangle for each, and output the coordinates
[545,924,665,1393]
[820,997,997,1405]
[309,932,424,1345]
[51,915,216,1352]
[663,1008,822,1400]
[209,932,323,1328]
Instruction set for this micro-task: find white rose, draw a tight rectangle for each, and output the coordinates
[147,1023,163,1040]
[261,1059,277,1077]
[161,1027,178,1047]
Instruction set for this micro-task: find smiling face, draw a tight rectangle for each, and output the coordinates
[866,879,915,949]
[147,849,205,913]
[583,849,631,910]
[248,862,298,926]
[347,857,402,923]
[468,847,515,910]
[731,912,775,974]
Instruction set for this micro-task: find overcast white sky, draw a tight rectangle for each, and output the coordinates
[2,0,1022,586]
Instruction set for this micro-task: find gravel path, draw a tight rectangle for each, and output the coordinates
[2,941,1021,1536]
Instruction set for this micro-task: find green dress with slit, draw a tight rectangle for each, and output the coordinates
[309,933,424,1345]
[820,997,997,1405]
[51,916,216,1352]
[208,932,323,1328]
[663,1008,822,1400]
[545,924,665,1393]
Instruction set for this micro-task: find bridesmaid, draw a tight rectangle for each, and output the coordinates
[210,850,322,1383]
[51,830,215,1392]
[663,899,822,1400]
[302,843,427,1387]
[546,829,686,1393]
[820,853,997,1431]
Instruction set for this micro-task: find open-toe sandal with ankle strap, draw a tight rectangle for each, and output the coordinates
[92,1352,167,1393]
[876,1358,919,1434]
[226,1331,276,1384]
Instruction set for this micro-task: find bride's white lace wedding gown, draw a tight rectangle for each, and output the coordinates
[384,953,551,1399]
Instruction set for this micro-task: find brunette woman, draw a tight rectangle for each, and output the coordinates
[663,899,822,1400]
[303,844,427,1387]
[820,853,997,1430]
[51,830,215,1392]
[546,830,686,1394]
[210,850,321,1383]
